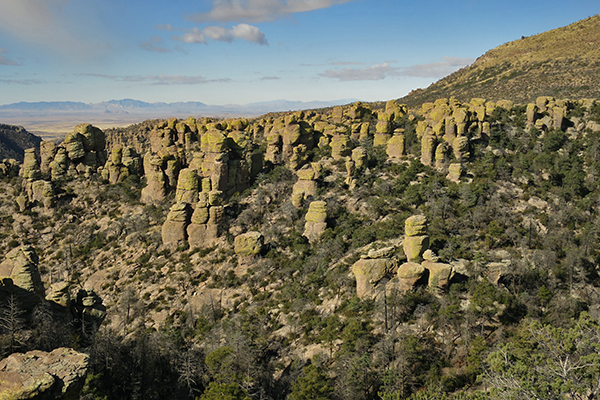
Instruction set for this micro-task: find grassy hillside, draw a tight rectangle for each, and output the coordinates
[402,15,600,107]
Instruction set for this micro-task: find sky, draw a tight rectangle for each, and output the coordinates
[0,0,598,106]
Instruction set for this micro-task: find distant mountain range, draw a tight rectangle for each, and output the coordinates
[0,98,359,137]
[401,14,600,106]
[0,98,358,116]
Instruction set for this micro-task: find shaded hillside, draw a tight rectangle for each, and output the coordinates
[0,124,42,162]
[401,15,600,107]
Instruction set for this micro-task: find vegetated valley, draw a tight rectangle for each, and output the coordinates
[4,16,600,400]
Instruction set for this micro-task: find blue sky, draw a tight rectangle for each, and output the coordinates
[0,0,598,106]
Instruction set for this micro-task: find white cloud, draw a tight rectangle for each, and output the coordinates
[175,24,267,45]
[232,23,268,45]
[187,0,356,23]
[402,57,474,78]
[320,62,400,81]
[177,27,207,44]
[204,26,235,42]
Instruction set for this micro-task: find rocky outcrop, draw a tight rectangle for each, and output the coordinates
[162,202,192,245]
[352,246,398,300]
[22,148,41,180]
[303,201,327,243]
[0,347,89,400]
[140,153,167,204]
[175,168,199,204]
[0,245,44,301]
[187,188,223,248]
[292,164,319,208]
[386,130,405,159]
[396,262,426,292]
[48,124,107,180]
[101,145,142,184]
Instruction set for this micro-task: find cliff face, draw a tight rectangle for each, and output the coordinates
[402,15,600,107]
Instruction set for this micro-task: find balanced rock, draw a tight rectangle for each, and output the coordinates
[0,348,89,400]
[403,215,429,262]
[175,168,199,204]
[22,148,41,180]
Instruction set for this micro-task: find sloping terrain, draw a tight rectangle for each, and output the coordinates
[0,124,42,162]
[401,15,600,107]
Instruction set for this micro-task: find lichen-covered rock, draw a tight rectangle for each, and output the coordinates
[175,168,199,204]
[435,141,448,171]
[201,129,228,154]
[162,202,191,244]
[423,260,454,291]
[0,245,44,299]
[352,147,367,170]
[40,141,57,174]
[22,148,41,180]
[141,154,167,204]
[397,262,426,292]
[405,215,427,237]
[63,131,85,160]
[331,135,351,161]
[386,131,405,159]
[446,163,463,183]
[403,236,430,262]
[234,231,264,258]
[420,133,436,167]
[304,201,327,242]
[29,179,54,208]
[46,281,70,307]
[0,348,89,400]
[352,258,396,299]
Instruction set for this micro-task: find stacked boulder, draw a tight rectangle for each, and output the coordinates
[46,124,107,180]
[396,215,454,292]
[161,202,192,245]
[140,154,168,204]
[292,163,320,208]
[101,146,142,184]
[303,201,327,243]
[265,112,315,170]
[20,148,55,209]
[526,96,571,131]
[186,182,224,248]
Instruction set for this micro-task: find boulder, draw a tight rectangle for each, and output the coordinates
[234,231,264,258]
[0,245,44,298]
[386,132,405,159]
[303,201,327,243]
[352,258,396,299]
[403,235,430,262]
[0,348,89,400]
[397,262,426,292]
[404,215,427,236]
[423,260,454,291]
[446,163,463,183]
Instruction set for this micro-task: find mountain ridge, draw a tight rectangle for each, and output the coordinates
[401,14,600,107]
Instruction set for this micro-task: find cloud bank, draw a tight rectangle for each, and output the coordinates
[187,0,356,23]
[320,63,400,81]
[402,57,474,78]
[81,74,231,85]
[176,23,267,45]
[320,57,475,81]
